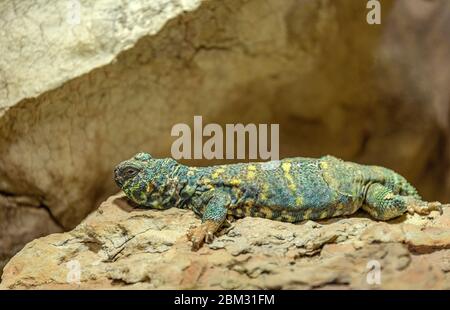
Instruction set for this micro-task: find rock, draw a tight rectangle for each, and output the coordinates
[1,0,449,276]
[0,0,203,272]
[2,193,449,289]
[0,200,62,274]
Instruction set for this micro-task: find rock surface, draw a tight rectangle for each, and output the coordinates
[1,0,450,277]
[2,193,449,289]
[0,0,203,273]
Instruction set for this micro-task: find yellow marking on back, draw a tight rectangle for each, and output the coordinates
[229,179,241,186]
[295,197,303,206]
[319,211,328,219]
[245,165,257,180]
[260,182,270,201]
[211,167,226,179]
[201,178,212,186]
[281,162,291,173]
[282,162,296,193]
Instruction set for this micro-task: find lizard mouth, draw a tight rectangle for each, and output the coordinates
[114,167,124,188]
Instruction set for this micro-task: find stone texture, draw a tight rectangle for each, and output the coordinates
[2,193,449,289]
[0,0,203,273]
[0,0,202,112]
[0,195,62,272]
[1,0,449,278]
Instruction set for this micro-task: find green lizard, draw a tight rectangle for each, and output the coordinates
[114,152,446,250]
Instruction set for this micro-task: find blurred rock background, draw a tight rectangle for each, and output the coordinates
[0,0,449,273]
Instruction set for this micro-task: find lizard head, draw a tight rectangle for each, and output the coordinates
[114,152,177,210]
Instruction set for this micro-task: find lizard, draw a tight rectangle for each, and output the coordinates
[114,152,447,250]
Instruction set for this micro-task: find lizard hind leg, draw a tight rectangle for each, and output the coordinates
[363,183,407,220]
[363,183,445,220]
[389,174,447,215]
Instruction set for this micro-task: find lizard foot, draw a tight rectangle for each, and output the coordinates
[407,201,445,216]
[186,220,219,251]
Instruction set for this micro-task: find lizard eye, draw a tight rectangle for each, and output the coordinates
[124,167,139,178]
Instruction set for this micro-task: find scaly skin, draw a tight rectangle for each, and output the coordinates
[114,152,446,250]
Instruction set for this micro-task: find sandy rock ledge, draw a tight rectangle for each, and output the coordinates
[1,193,449,289]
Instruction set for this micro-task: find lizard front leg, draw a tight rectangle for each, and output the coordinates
[187,190,230,251]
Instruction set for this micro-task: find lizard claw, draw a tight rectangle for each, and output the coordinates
[186,221,220,251]
[407,201,444,216]
[205,232,215,244]
[186,226,196,241]
[186,226,204,251]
